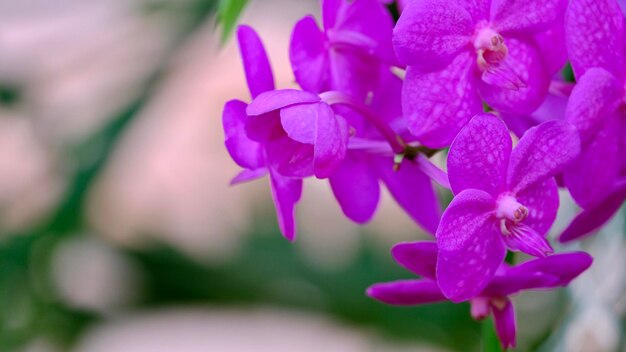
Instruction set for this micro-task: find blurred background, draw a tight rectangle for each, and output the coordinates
[0,0,624,351]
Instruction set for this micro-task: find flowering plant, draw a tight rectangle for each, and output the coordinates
[223,0,626,349]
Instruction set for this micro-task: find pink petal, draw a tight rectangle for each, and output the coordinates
[508,252,593,285]
[223,99,265,169]
[515,178,559,236]
[374,157,441,235]
[366,279,447,305]
[478,38,550,116]
[237,25,275,98]
[289,16,329,94]
[560,180,626,242]
[269,169,303,241]
[565,0,625,79]
[482,271,559,297]
[565,68,624,143]
[507,120,580,194]
[322,0,342,29]
[534,13,567,75]
[402,51,482,148]
[328,46,381,101]
[247,90,320,117]
[391,241,438,280]
[280,104,317,144]
[266,137,314,178]
[491,0,566,34]
[230,168,268,185]
[393,0,474,69]
[436,189,505,302]
[448,114,512,197]
[491,298,517,349]
[501,223,554,258]
[563,116,621,208]
[329,153,380,223]
[330,0,398,65]
[460,0,490,22]
[314,103,349,178]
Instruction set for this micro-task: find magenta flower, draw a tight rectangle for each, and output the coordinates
[367,241,592,349]
[322,73,441,231]
[223,26,307,241]
[394,0,566,147]
[290,0,398,100]
[245,89,349,179]
[562,0,626,210]
[437,114,580,301]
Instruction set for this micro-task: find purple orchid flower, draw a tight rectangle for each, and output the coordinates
[223,26,306,241]
[436,114,580,301]
[393,0,567,148]
[323,71,441,232]
[367,241,593,349]
[561,0,626,211]
[290,0,398,100]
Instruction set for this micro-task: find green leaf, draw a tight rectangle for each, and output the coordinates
[482,318,505,352]
[217,0,249,42]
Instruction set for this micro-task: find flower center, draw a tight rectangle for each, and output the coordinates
[496,195,528,234]
[473,26,508,71]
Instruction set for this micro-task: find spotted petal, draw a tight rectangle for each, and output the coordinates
[507,120,580,194]
[448,114,512,197]
[491,0,566,34]
[402,51,482,148]
[436,189,505,302]
[393,0,473,70]
[565,0,625,79]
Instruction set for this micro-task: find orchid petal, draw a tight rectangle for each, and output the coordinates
[482,272,559,297]
[534,14,567,75]
[491,0,566,34]
[230,168,268,186]
[223,99,265,169]
[367,279,447,305]
[245,111,285,143]
[565,67,624,143]
[329,153,380,223]
[403,51,482,148]
[478,38,550,116]
[247,90,320,117]
[314,104,349,178]
[266,137,314,178]
[375,157,441,234]
[280,104,317,144]
[515,178,559,236]
[290,16,329,94]
[508,252,593,286]
[393,0,473,69]
[560,181,626,242]
[491,298,517,349]
[237,25,275,98]
[507,120,580,193]
[392,241,438,280]
[448,114,512,197]
[565,0,625,79]
[563,116,621,208]
[501,223,554,258]
[436,189,505,302]
[269,169,303,241]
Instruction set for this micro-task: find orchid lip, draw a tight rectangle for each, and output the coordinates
[496,194,528,223]
[473,26,508,71]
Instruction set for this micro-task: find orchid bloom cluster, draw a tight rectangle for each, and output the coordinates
[222,0,626,348]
